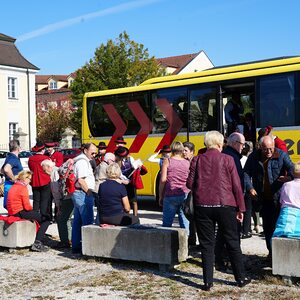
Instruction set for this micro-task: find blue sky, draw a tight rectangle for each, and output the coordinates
[2,0,299,75]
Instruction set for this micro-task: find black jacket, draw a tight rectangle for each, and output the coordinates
[222,146,244,190]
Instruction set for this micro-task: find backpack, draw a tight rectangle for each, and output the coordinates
[58,159,76,198]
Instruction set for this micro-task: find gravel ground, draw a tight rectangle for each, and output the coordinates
[0,199,299,300]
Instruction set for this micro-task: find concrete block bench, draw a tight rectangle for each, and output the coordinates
[272,237,300,283]
[82,225,188,270]
[0,220,36,248]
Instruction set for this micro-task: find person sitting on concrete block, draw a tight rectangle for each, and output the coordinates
[98,162,140,226]
[6,170,51,252]
[273,161,300,238]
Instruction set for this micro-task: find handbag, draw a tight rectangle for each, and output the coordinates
[183,192,194,221]
[131,168,144,189]
[182,155,200,220]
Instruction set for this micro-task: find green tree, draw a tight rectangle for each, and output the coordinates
[70,31,165,134]
[37,106,71,143]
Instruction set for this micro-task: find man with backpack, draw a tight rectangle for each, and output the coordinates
[71,143,97,254]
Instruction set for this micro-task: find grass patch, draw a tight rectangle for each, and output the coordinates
[49,265,73,272]
[31,296,55,300]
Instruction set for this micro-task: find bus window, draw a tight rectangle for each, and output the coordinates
[259,74,295,128]
[151,87,188,134]
[189,87,217,132]
[87,92,150,137]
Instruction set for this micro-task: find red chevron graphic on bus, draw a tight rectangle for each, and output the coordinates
[127,101,153,153]
[102,103,127,152]
[154,98,184,152]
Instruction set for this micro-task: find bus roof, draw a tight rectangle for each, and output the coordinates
[84,56,300,98]
[140,56,300,85]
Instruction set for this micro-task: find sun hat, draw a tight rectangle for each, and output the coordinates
[115,137,126,145]
[32,141,45,152]
[97,141,107,149]
[114,146,129,157]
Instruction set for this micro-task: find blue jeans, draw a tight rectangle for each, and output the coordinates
[3,181,14,210]
[71,190,94,252]
[162,194,189,235]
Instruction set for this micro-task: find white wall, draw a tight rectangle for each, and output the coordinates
[0,65,37,150]
[179,51,214,74]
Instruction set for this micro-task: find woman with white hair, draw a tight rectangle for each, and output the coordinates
[98,162,140,226]
[186,131,250,290]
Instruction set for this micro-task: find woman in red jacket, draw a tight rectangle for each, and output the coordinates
[7,170,50,252]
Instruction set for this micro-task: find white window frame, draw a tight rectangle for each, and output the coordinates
[9,122,18,141]
[8,77,18,99]
[49,81,57,90]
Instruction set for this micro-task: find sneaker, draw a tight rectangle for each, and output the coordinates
[53,241,71,249]
[31,240,49,252]
[253,225,260,234]
[241,233,252,239]
[236,277,251,288]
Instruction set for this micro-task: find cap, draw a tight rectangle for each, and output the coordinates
[258,128,268,141]
[160,145,171,153]
[32,141,45,152]
[45,142,58,148]
[97,141,107,149]
[114,146,129,158]
[265,125,273,135]
[115,136,126,145]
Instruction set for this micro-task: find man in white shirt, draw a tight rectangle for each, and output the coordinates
[71,143,97,254]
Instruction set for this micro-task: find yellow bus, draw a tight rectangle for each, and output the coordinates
[82,56,300,198]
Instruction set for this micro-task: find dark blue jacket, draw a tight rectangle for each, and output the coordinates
[244,148,294,203]
[223,145,243,190]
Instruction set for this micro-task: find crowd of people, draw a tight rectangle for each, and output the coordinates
[0,125,299,290]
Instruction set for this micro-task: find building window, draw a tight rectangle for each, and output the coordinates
[68,79,74,87]
[49,81,57,90]
[9,123,18,141]
[8,77,17,99]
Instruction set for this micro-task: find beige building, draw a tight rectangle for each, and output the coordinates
[157,51,214,75]
[0,33,39,150]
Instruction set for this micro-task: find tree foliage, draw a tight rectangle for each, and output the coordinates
[37,106,70,143]
[70,31,165,134]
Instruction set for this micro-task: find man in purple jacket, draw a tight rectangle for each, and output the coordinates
[187,131,250,291]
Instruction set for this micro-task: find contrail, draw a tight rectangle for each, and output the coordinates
[17,0,162,42]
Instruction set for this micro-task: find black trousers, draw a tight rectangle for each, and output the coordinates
[261,200,280,254]
[32,183,52,221]
[195,206,245,285]
[100,213,140,226]
[242,194,252,234]
[15,210,50,242]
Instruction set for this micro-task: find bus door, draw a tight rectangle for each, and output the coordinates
[220,81,255,144]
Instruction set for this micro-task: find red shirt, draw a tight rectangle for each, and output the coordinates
[7,181,32,215]
[50,151,64,167]
[28,154,51,187]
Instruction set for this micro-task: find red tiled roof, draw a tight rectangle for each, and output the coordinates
[156,52,199,74]
[36,75,51,84]
[68,72,77,79]
[51,75,68,82]
[36,75,69,83]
